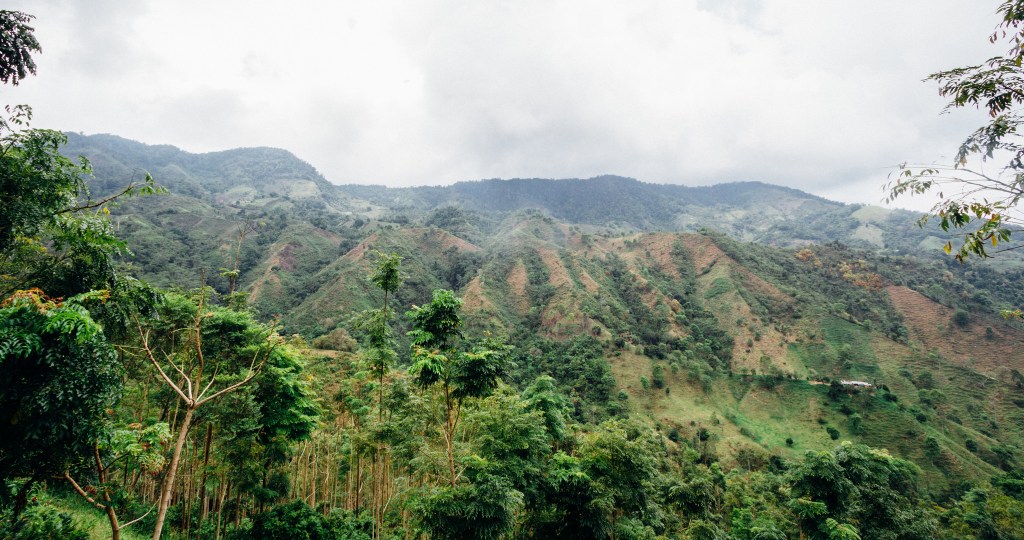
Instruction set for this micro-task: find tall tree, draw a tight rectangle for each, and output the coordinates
[407,289,508,487]
[359,250,402,540]
[134,289,277,540]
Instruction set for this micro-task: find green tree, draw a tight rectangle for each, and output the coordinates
[352,250,402,539]
[578,420,663,534]
[134,289,280,540]
[0,105,162,299]
[62,423,170,540]
[407,289,509,487]
[0,290,121,512]
[789,443,932,540]
[887,1,1024,265]
[0,11,40,86]
[413,464,523,540]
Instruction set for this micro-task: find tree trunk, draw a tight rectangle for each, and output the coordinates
[444,384,456,487]
[153,405,195,540]
[198,423,213,528]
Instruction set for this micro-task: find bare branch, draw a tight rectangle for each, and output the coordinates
[63,471,108,512]
[133,315,191,405]
[195,368,263,408]
[120,508,154,530]
[56,182,138,215]
[196,338,273,407]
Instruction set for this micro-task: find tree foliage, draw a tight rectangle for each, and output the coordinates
[888,0,1024,263]
[0,11,39,86]
[0,290,121,483]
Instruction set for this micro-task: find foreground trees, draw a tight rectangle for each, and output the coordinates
[0,290,121,512]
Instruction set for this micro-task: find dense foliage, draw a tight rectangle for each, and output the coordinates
[4,5,1024,540]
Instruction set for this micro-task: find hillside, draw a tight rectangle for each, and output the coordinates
[62,133,1024,490]
[65,133,959,252]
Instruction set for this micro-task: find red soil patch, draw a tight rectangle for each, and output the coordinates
[886,285,1024,374]
[418,228,481,253]
[678,234,724,272]
[342,233,379,261]
[462,276,497,314]
[311,227,342,246]
[277,243,298,272]
[507,260,530,315]
[576,266,601,294]
[538,247,573,289]
[678,234,791,304]
[637,233,683,279]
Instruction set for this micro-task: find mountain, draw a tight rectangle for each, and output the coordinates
[62,133,1024,489]
[65,133,953,251]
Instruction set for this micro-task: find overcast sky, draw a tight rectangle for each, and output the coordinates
[2,0,1005,209]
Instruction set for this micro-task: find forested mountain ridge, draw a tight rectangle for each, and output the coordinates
[12,131,1020,538]
[63,132,1024,476]
[64,133,946,252]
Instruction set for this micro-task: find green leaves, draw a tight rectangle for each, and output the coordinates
[406,289,464,350]
[0,11,40,86]
[0,289,122,480]
[887,3,1024,265]
[369,250,403,296]
[409,346,447,388]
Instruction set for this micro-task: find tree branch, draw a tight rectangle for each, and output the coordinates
[134,315,192,405]
[56,182,138,215]
[63,471,108,512]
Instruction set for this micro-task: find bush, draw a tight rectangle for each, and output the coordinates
[241,501,370,540]
[651,364,666,389]
[0,501,88,540]
[826,427,841,440]
[310,327,357,352]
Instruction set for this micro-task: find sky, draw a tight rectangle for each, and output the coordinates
[1,0,1006,209]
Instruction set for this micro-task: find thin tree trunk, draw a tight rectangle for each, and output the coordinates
[444,384,456,487]
[153,405,195,540]
[198,423,213,528]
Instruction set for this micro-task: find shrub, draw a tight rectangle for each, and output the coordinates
[651,365,666,389]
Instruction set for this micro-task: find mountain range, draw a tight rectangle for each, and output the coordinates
[62,132,1024,490]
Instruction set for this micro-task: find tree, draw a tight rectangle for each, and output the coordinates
[134,288,279,540]
[408,289,509,487]
[0,11,40,86]
[0,105,163,299]
[789,443,932,540]
[0,290,121,512]
[352,250,402,539]
[0,11,163,299]
[887,1,1024,264]
[63,423,170,540]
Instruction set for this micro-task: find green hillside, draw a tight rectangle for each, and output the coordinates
[59,134,1024,483]
[7,133,1024,539]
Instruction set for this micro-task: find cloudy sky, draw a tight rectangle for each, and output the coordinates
[2,0,1004,208]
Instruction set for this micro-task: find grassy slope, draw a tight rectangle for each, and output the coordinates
[436,225,1024,488]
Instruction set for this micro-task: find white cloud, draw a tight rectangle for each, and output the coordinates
[1,0,1002,207]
